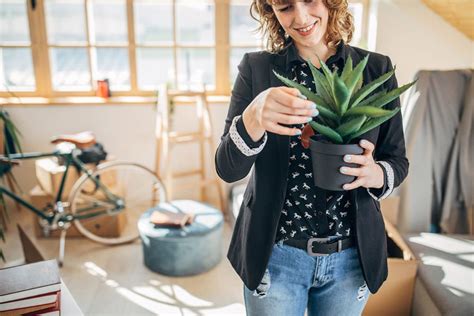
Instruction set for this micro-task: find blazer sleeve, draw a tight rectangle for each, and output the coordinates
[214,53,266,183]
[373,56,410,189]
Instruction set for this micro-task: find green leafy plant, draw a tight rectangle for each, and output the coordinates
[273,53,416,144]
[0,108,23,262]
[0,109,23,155]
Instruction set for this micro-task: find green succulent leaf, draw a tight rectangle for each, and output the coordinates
[344,106,394,118]
[336,115,367,138]
[273,52,415,145]
[366,80,417,109]
[340,55,353,82]
[306,60,336,111]
[333,75,350,115]
[346,107,400,142]
[356,89,387,107]
[349,67,395,109]
[315,54,335,89]
[273,70,339,121]
[345,54,369,96]
[309,121,343,144]
[354,75,363,94]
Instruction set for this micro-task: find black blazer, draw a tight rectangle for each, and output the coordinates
[215,42,409,294]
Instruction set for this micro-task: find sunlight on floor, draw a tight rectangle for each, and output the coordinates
[82,260,245,315]
[408,233,473,254]
[420,256,473,296]
[132,286,177,304]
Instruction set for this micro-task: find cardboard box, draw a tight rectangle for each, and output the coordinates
[29,185,126,239]
[81,163,117,193]
[363,218,419,316]
[380,196,400,226]
[35,158,79,199]
[35,156,117,199]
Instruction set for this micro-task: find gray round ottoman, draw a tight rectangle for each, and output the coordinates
[138,199,224,276]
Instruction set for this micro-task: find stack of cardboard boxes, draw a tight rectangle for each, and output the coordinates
[30,156,126,238]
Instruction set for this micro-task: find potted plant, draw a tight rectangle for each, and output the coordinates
[0,109,23,262]
[274,53,416,191]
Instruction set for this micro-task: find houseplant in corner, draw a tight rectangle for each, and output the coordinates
[0,109,23,262]
[274,53,416,191]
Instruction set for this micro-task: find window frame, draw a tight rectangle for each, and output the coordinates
[0,0,370,100]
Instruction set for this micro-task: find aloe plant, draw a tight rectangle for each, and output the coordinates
[274,53,416,144]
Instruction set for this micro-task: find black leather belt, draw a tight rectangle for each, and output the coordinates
[282,237,355,256]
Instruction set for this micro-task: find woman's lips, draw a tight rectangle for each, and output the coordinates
[295,21,318,37]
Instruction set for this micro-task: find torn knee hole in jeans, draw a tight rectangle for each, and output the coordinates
[357,282,368,301]
[253,268,271,298]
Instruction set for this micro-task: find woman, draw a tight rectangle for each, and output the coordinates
[215,0,409,315]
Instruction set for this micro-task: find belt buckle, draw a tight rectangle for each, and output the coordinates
[307,238,330,257]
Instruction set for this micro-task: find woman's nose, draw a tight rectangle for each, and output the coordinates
[293,3,310,26]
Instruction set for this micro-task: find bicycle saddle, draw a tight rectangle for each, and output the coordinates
[51,131,97,149]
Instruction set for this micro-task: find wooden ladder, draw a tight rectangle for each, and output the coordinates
[155,85,226,215]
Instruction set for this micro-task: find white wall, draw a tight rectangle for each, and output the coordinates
[5,103,229,202]
[7,105,156,191]
[374,0,473,87]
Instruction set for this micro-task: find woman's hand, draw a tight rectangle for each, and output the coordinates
[242,87,319,141]
[339,139,385,190]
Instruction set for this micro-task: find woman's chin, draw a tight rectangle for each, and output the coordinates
[295,36,322,48]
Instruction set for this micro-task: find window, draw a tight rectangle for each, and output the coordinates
[348,1,366,47]
[229,0,264,85]
[0,0,35,92]
[0,0,370,99]
[134,0,215,91]
[45,0,130,92]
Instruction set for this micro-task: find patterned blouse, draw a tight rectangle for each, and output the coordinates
[273,61,355,242]
[228,46,394,243]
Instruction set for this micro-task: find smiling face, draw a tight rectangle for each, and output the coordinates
[271,0,330,50]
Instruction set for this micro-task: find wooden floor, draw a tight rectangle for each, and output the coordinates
[1,205,246,315]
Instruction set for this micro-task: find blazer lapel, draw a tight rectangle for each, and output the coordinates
[269,53,292,184]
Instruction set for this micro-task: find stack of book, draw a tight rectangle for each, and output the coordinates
[0,260,61,316]
[150,209,195,228]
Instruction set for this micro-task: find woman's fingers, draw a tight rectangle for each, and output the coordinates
[273,88,317,110]
[266,121,302,136]
[274,100,319,117]
[265,88,319,128]
[253,87,320,137]
[269,112,312,126]
[343,154,369,166]
[278,86,302,98]
[343,178,365,190]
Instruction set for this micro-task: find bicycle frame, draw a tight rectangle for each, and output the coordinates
[0,149,124,226]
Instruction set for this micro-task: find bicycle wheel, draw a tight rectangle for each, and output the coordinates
[68,161,166,244]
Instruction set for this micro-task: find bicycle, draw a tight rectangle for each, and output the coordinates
[0,133,167,266]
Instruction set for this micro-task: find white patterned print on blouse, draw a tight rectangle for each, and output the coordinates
[275,61,355,243]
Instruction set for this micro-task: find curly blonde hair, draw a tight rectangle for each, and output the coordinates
[250,0,354,53]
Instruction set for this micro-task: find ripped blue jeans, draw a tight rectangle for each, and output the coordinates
[243,239,371,316]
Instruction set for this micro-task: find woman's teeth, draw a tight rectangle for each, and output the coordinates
[298,23,315,32]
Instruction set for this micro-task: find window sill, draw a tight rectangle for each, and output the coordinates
[0,95,231,106]
[0,96,157,106]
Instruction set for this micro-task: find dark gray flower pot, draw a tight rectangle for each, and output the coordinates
[309,135,364,191]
